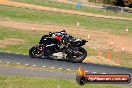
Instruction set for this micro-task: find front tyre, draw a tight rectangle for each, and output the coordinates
[68,47,87,63]
[29,46,44,58]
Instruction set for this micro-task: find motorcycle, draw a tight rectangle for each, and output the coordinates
[29,34,88,63]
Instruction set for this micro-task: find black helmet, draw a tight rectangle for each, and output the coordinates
[61,30,66,33]
[60,30,67,35]
[49,32,53,37]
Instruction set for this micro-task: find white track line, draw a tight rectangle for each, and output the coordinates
[85,71,89,73]
[33,65,36,67]
[23,53,27,55]
[66,69,74,71]
[93,72,97,74]
[66,69,71,71]
[25,64,29,66]
[16,63,20,65]
[50,67,55,69]
[6,62,10,64]
[0,59,102,73]
[58,68,63,70]
[15,53,20,55]
[42,66,46,68]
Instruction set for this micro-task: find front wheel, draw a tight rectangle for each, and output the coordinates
[68,47,87,63]
[29,46,44,58]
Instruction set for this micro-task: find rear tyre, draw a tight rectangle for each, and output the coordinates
[68,47,87,63]
[29,46,44,58]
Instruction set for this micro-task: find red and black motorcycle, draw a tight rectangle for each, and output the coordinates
[29,34,88,63]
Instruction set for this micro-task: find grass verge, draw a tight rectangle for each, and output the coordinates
[11,0,132,18]
[0,26,44,54]
[0,5,132,34]
[0,74,131,88]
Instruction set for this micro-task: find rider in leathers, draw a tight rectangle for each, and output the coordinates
[39,30,73,50]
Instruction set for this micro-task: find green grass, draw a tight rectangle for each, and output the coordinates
[11,0,132,18]
[101,49,132,68]
[0,5,132,35]
[0,75,131,88]
[0,26,45,54]
[86,47,132,68]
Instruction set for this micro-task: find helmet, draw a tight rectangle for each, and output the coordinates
[49,32,53,37]
[49,32,52,35]
[61,30,66,33]
[60,30,67,35]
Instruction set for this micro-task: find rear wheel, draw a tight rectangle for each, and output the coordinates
[68,47,87,63]
[29,46,44,58]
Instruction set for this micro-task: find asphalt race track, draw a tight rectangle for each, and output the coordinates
[0,52,132,75]
[0,66,75,79]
